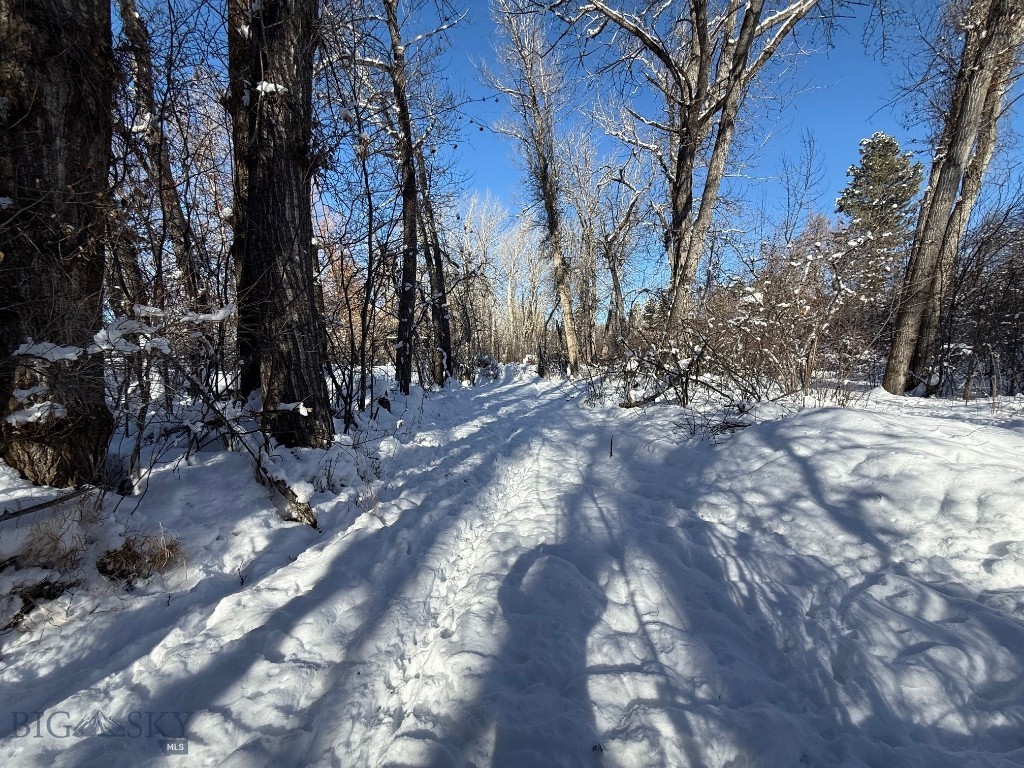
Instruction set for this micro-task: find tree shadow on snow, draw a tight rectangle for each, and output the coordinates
[14,387,1024,767]
[456,403,1024,767]
[627,409,1024,766]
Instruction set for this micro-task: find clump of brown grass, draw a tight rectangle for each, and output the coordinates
[96,531,185,589]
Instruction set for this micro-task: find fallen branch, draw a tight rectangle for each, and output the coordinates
[161,357,319,529]
[0,488,92,525]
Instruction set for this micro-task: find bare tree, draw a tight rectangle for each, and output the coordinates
[884,0,1024,394]
[116,0,209,310]
[378,0,422,395]
[0,0,115,486]
[232,0,334,447]
[491,0,582,375]
[550,0,825,326]
[319,0,462,395]
[415,148,456,384]
[563,137,649,360]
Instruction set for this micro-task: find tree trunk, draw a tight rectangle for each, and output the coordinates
[552,238,581,375]
[0,0,114,486]
[603,258,627,358]
[884,0,1024,394]
[117,0,207,309]
[911,35,1016,392]
[670,0,764,326]
[235,0,333,447]
[384,0,418,396]
[227,0,256,395]
[578,0,818,326]
[415,151,455,385]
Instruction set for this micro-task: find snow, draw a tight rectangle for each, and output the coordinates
[255,81,288,95]
[3,401,67,426]
[142,337,172,355]
[11,384,47,403]
[89,318,156,354]
[182,304,236,324]
[130,112,152,133]
[132,304,165,318]
[12,341,84,362]
[1,373,1023,766]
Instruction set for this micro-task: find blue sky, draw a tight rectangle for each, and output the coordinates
[441,2,932,223]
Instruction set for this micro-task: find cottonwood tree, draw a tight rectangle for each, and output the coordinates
[549,0,832,327]
[107,0,236,432]
[0,0,114,486]
[947,193,1024,396]
[563,139,649,360]
[381,0,421,395]
[449,194,525,364]
[316,1,400,414]
[415,147,457,385]
[231,0,334,447]
[884,0,1024,394]
[494,217,547,361]
[378,0,461,393]
[116,0,209,311]
[491,0,582,375]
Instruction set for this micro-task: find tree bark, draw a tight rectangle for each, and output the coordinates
[415,151,455,385]
[0,0,114,486]
[234,0,334,447]
[884,0,1024,394]
[911,33,1017,391]
[227,0,256,395]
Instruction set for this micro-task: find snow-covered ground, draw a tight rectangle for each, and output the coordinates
[1,370,1023,767]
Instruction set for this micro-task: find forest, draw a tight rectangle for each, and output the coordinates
[2,0,1022,499]
[2,2,1024,766]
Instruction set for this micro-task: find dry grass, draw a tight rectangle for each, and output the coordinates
[20,494,103,573]
[96,531,185,589]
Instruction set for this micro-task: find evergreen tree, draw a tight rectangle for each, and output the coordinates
[828,133,923,374]
[837,132,923,278]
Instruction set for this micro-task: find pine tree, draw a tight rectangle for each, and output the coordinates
[837,132,923,283]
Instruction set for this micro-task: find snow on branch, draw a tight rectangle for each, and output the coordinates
[256,81,289,95]
[182,304,236,324]
[4,401,68,427]
[12,342,85,362]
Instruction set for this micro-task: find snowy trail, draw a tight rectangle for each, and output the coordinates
[2,375,1024,767]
